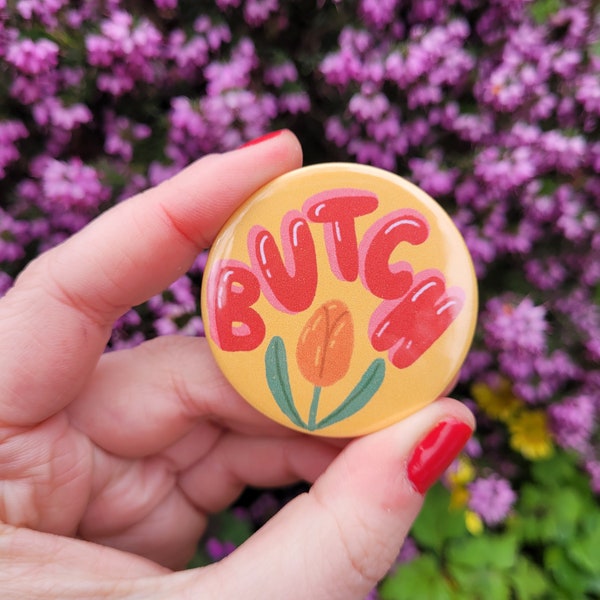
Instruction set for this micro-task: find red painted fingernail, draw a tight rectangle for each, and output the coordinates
[407,419,473,495]
[239,129,285,149]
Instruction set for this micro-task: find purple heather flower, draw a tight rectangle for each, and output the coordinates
[204,39,257,95]
[205,537,237,561]
[278,91,310,114]
[359,0,399,30]
[484,297,548,355]
[409,0,449,24]
[192,250,209,274]
[243,0,279,27]
[86,11,164,95]
[148,275,203,336]
[194,17,232,50]
[549,395,596,454]
[585,459,600,495]
[468,475,517,526]
[349,91,390,121]
[154,0,177,9]
[16,0,67,28]
[524,258,566,291]
[0,209,27,262]
[364,588,380,600]
[0,272,13,298]
[5,38,59,76]
[215,0,242,9]
[576,72,600,116]
[39,158,109,213]
[249,492,280,524]
[33,98,92,131]
[0,120,28,178]
[264,61,299,87]
[148,162,180,187]
[396,536,420,565]
[104,113,151,162]
[167,30,209,75]
[409,153,458,197]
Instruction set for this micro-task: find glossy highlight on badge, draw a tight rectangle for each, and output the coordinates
[201,163,478,437]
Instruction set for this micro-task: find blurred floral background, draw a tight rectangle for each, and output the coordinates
[0,0,599,597]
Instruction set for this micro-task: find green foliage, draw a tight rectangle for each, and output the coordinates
[380,555,455,600]
[529,0,562,24]
[381,451,600,599]
[410,483,467,553]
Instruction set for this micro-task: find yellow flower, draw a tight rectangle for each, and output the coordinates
[465,510,484,535]
[447,457,474,510]
[471,379,522,422]
[509,410,554,460]
[447,456,475,486]
[450,486,470,511]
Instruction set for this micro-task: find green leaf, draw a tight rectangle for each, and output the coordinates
[380,555,454,600]
[448,563,511,600]
[544,545,591,598]
[530,452,579,488]
[209,510,253,546]
[530,0,562,24]
[567,514,600,573]
[411,484,466,552]
[516,483,583,543]
[446,533,518,570]
[510,557,552,600]
[315,358,385,429]
[264,336,305,428]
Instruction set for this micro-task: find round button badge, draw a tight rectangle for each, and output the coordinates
[201,163,477,437]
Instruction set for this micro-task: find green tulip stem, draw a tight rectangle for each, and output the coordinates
[308,385,322,431]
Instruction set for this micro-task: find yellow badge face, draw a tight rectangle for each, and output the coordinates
[201,163,477,437]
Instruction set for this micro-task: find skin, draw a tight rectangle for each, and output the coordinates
[0,131,474,599]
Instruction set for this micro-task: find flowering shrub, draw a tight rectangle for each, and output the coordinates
[0,0,598,597]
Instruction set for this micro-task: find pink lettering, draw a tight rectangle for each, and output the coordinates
[304,189,378,282]
[248,210,317,313]
[207,260,265,351]
[359,209,429,300]
[369,270,465,368]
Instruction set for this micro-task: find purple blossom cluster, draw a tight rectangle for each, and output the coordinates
[318,0,600,494]
[0,0,598,558]
[468,475,517,526]
[0,0,309,321]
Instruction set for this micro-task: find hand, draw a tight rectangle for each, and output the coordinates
[0,131,474,599]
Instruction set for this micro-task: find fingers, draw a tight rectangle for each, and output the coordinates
[175,430,340,514]
[0,132,303,426]
[68,336,301,457]
[159,399,474,600]
[0,524,167,599]
[77,426,339,567]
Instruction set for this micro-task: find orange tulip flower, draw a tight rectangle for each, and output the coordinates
[296,300,354,387]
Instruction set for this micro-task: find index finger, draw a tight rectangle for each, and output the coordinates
[0,131,302,426]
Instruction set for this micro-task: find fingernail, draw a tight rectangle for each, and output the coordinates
[407,419,472,495]
[239,129,285,149]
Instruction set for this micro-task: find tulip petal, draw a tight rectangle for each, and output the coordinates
[265,336,306,428]
[316,358,386,430]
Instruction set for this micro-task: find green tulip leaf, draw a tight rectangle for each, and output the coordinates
[265,336,305,428]
[316,358,385,429]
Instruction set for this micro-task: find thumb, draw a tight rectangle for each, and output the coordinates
[164,398,474,599]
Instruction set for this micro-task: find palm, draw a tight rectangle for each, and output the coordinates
[0,334,335,569]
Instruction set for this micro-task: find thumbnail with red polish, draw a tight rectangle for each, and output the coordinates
[239,130,285,149]
[407,419,473,494]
